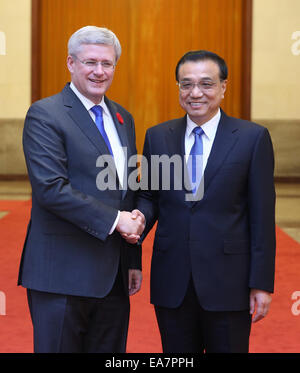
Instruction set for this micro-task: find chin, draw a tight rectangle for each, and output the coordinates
[88,90,105,101]
[189,109,206,117]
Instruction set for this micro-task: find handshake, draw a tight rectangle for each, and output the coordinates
[116,209,146,244]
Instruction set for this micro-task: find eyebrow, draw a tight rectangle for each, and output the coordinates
[82,57,114,62]
[180,77,214,82]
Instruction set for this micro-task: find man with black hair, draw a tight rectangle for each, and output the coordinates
[135,50,276,353]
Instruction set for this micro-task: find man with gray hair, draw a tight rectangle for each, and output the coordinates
[18,26,144,353]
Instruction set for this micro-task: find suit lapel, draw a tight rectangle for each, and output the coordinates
[105,99,129,148]
[62,85,111,154]
[164,116,186,157]
[164,117,194,198]
[61,84,119,179]
[203,110,239,193]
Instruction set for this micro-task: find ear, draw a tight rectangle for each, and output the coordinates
[221,79,227,98]
[67,55,75,74]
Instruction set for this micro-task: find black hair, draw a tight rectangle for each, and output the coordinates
[175,50,228,81]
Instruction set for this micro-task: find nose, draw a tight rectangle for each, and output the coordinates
[190,85,203,97]
[93,62,105,75]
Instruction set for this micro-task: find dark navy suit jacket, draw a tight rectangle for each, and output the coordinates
[137,110,276,311]
[18,84,141,298]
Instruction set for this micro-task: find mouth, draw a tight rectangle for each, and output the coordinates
[89,78,106,85]
[189,102,206,108]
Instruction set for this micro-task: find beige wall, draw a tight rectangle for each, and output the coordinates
[0,0,31,174]
[252,0,300,120]
[0,0,31,118]
[0,0,299,176]
[252,0,300,177]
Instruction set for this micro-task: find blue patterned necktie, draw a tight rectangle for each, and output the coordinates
[90,105,114,156]
[188,126,204,194]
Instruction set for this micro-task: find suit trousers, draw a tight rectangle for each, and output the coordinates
[155,278,252,353]
[27,266,130,353]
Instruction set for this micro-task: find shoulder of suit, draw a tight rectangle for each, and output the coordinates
[29,90,63,112]
[146,117,185,134]
[223,112,268,134]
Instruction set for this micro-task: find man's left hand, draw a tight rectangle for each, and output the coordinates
[249,289,272,323]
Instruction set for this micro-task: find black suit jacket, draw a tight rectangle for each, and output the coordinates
[137,110,276,311]
[18,84,141,298]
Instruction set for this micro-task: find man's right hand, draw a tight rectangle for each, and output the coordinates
[116,210,145,241]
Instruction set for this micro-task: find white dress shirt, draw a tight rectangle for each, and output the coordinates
[70,82,124,233]
[185,109,221,170]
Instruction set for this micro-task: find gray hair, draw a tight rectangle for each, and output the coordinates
[68,26,122,62]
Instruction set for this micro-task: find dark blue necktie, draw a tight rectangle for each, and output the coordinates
[188,126,204,194]
[90,105,113,156]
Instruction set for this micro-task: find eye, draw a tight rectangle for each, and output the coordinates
[181,82,193,90]
[84,60,97,66]
[201,82,215,89]
[101,61,114,69]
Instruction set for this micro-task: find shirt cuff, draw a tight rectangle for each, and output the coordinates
[109,210,120,235]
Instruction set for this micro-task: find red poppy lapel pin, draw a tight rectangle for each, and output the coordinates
[116,112,124,125]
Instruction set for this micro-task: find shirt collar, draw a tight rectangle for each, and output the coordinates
[69,82,109,116]
[186,109,221,140]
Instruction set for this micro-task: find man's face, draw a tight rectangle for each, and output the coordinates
[67,43,116,104]
[178,60,227,125]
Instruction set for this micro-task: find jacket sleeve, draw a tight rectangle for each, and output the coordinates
[248,128,276,293]
[137,130,159,241]
[23,102,118,242]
